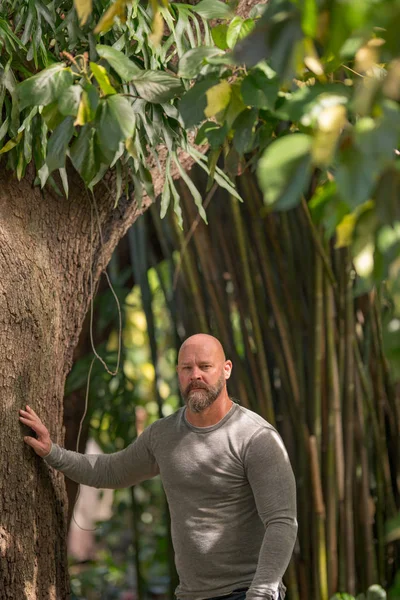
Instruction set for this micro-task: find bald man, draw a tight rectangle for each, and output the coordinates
[19,334,297,600]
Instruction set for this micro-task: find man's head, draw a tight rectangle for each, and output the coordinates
[177,334,232,413]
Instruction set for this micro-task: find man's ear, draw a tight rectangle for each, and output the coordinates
[224,360,232,380]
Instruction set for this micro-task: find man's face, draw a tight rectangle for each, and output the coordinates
[177,339,229,413]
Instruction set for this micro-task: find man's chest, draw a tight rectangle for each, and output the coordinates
[153,434,249,497]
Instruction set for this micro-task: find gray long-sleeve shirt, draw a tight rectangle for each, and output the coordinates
[45,403,297,600]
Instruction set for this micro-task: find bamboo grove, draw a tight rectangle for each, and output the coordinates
[123,166,400,600]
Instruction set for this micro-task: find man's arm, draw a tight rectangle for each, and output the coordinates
[244,427,298,600]
[19,405,159,489]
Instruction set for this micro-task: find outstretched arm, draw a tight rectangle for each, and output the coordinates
[19,405,159,489]
[245,428,298,600]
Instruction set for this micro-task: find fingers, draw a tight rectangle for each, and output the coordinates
[23,436,48,457]
[19,414,45,435]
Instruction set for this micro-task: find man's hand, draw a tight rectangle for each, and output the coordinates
[19,405,52,457]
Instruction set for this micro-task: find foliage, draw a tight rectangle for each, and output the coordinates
[330,584,387,599]
[177,0,400,289]
[0,0,236,211]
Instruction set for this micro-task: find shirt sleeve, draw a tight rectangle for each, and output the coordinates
[44,423,159,489]
[244,427,298,600]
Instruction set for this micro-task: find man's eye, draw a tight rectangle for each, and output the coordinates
[202,365,211,369]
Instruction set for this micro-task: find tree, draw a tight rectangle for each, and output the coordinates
[0,1,252,598]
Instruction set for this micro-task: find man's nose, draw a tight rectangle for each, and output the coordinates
[190,367,202,380]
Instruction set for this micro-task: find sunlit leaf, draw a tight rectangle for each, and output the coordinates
[205,80,231,118]
[94,0,128,34]
[0,131,23,154]
[257,133,313,210]
[74,85,99,126]
[90,62,117,96]
[74,0,92,25]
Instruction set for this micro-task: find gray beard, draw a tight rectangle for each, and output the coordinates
[182,374,225,413]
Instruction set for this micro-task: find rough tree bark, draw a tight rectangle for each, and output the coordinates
[0,165,152,600]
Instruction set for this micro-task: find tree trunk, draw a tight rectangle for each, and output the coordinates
[0,165,150,599]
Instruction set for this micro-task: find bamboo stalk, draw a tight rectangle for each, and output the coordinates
[354,369,378,586]
[230,196,275,424]
[310,436,329,600]
[343,253,356,595]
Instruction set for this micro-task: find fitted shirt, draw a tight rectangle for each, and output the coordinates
[45,403,297,600]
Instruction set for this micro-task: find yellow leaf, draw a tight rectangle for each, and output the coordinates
[90,62,116,95]
[94,0,128,34]
[0,131,23,155]
[204,81,231,119]
[312,104,347,165]
[335,213,357,248]
[125,137,137,159]
[74,89,96,125]
[149,10,164,46]
[74,0,92,25]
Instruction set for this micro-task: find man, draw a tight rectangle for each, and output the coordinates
[19,334,297,600]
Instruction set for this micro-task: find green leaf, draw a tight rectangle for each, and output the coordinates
[241,69,279,110]
[132,71,183,103]
[173,151,207,223]
[211,24,229,50]
[70,124,98,184]
[193,0,233,20]
[46,116,75,174]
[195,121,228,148]
[178,47,223,79]
[96,45,142,81]
[18,65,73,110]
[95,95,136,163]
[301,0,318,37]
[90,62,117,96]
[257,133,313,210]
[226,17,255,49]
[0,131,22,154]
[179,77,219,128]
[59,85,83,117]
[232,108,258,154]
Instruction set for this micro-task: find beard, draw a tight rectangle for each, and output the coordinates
[181,374,226,413]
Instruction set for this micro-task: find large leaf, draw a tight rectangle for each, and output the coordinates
[95,95,136,163]
[178,47,223,79]
[96,45,142,81]
[18,64,74,110]
[179,77,219,128]
[46,116,75,174]
[70,124,98,184]
[241,69,279,110]
[193,0,233,20]
[58,85,82,117]
[205,81,231,119]
[257,133,313,210]
[132,71,183,103]
[226,17,255,49]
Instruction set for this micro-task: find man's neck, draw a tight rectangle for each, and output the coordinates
[185,394,233,428]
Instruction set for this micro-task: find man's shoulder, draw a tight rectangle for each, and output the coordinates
[148,406,185,432]
[233,403,277,437]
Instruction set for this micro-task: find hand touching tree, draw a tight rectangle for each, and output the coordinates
[19,406,52,457]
